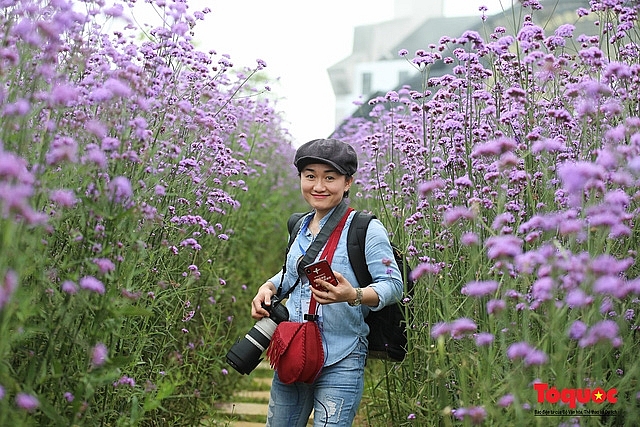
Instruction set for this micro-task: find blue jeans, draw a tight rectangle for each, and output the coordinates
[266,341,367,427]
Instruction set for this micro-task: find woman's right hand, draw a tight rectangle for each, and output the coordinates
[251,282,276,320]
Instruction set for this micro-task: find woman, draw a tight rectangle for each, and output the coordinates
[251,138,403,426]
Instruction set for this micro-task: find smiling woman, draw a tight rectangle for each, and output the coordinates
[249,138,403,426]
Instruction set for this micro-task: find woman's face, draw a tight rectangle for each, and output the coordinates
[300,163,352,217]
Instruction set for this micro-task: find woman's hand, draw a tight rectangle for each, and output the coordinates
[251,282,276,320]
[311,271,356,305]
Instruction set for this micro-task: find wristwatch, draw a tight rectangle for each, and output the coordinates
[348,287,363,307]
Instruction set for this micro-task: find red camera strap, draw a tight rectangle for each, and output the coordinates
[308,207,353,315]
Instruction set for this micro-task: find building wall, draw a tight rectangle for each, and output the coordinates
[334,59,417,124]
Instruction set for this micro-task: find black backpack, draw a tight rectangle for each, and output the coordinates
[287,211,412,362]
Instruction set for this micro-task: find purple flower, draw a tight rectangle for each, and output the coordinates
[498,394,514,407]
[471,137,517,157]
[578,320,621,348]
[460,232,479,246]
[91,343,108,367]
[442,206,476,225]
[557,161,605,194]
[453,406,487,424]
[49,189,77,207]
[61,280,78,294]
[591,255,633,276]
[531,137,566,153]
[417,179,445,196]
[79,276,105,294]
[108,176,133,205]
[15,393,39,411]
[507,342,533,360]
[523,349,548,366]
[531,277,554,301]
[103,78,132,97]
[485,235,523,259]
[450,318,477,339]
[507,341,548,365]
[49,83,79,106]
[486,299,506,314]
[410,262,441,281]
[430,322,450,339]
[1,269,18,309]
[113,376,136,387]
[593,275,626,298]
[64,392,74,402]
[568,320,588,340]
[93,258,115,275]
[555,23,575,38]
[565,288,593,308]
[474,332,494,346]
[0,384,4,400]
[46,136,78,165]
[461,280,499,297]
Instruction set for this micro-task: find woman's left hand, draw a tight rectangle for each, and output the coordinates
[311,271,356,305]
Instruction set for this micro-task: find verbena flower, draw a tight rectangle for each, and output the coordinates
[15,393,39,411]
[79,276,105,295]
[578,320,622,348]
[430,322,450,339]
[568,320,588,340]
[453,406,487,425]
[61,280,78,295]
[565,288,593,308]
[113,376,135,388]
[442,206,476,225]
[93,258,116,275]
[461,280,499,297]
[108,176,133,205]
[450,318,477,339]
[91,343,108,367]
[49,189,78,207]
[497,394,514,407]
[485,235,523,259]
[486,299,506,314]
[0,269,18,310]
[474,332,494,346]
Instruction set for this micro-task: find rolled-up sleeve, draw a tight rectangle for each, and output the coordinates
[363,219,404,311]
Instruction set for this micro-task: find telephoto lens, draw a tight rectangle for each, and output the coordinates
[226,295,289,375]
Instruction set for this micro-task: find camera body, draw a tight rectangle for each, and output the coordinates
[226,295,289,375]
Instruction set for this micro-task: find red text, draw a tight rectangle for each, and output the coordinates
[534,383,617,409]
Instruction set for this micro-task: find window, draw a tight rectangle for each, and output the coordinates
[399,70,410,85]
[361,72,372,95]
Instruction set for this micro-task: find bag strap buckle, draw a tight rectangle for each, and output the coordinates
[304,314,319,321]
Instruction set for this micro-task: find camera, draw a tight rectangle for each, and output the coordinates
[226,295,289,375]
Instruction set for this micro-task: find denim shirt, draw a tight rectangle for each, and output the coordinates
[268,207,403,366]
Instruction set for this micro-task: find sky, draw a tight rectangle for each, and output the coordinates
[130,1,510,146]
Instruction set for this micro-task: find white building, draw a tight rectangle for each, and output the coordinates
[327,0,591,131]
[327,0,472,127]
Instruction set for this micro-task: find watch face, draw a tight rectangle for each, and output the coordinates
[349,288,363,306]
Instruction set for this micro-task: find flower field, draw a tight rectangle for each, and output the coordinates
[1,0,640,426]
[0,0,300,425]
[335,1,640,425]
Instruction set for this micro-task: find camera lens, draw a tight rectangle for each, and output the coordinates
[226,318,277,374]
[226,297,289,375]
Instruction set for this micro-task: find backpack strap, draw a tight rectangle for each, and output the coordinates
[287,212,309,251]
[347,211,375,288]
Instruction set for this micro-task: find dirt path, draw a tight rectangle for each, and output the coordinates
[212,362,315,427]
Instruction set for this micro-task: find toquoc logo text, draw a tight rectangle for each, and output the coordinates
[534,383,617,409]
